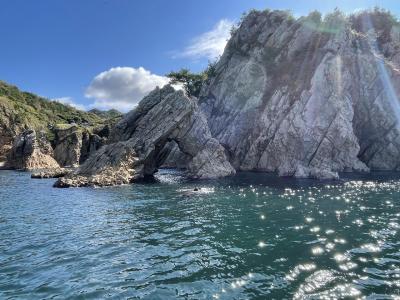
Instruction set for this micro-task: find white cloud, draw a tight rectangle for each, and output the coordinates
[85,67,170,112]
[178,19,234,60]
[53,97,86,111]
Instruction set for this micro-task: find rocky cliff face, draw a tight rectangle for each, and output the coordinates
[0,81,119,169]
[53,126,83,167]
[55,86,235,187]
[199,9,400,179]
[52,125,106,167]
[5,130,60,170]
[4,9,400,184]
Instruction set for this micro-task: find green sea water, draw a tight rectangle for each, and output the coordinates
[0,170,399,299]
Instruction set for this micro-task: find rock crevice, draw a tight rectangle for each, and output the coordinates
[199,9,400,178]
[55,86,235,187]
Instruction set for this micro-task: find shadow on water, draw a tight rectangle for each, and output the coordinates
[1,169,400,299]
[150,168,400,190]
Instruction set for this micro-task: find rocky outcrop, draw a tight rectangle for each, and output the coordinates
[159,141,191,169]
[199,9,400,179]
[31,168,70,179]
[0,100,22,164]
[0,80,118,166]
[52,125,107,167]
[79,131,106,164]
[5,130,60,170]
[54,143,140,187]
[53,126,83,167]
[55,85,235,187]
[0,135,12,165]
[7,9,400,184]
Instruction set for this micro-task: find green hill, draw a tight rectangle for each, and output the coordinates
[0,80,110,133]
[0,80,121,160]
[88,108,123,119]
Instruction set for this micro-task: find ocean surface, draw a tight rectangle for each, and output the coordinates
[0,170,400,299]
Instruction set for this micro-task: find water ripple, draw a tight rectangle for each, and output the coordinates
[0,170,400,298]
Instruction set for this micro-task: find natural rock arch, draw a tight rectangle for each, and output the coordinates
[55,86,235,187]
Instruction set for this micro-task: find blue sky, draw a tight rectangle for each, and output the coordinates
[0,0,399,111]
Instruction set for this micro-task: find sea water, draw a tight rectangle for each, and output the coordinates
[0,170,399,299]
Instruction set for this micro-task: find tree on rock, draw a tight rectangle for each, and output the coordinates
[166,69,206,98]
[166,62,218,98]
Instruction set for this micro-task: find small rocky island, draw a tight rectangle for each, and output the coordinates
[2,8,400,187]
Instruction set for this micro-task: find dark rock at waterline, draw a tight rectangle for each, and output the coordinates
[54,85,235,188]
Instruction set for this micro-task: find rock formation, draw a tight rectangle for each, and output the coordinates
[79,129,107,163]
[0,80,120,169]
[53,125,83,167]
[5,130,60,170]
[31,168,70,179]
[5,9,400,185]
[54,86,235,187]
[159,141,191,169]
[0,135,12,167]
[50,124,108,167]
[199,9,400,179]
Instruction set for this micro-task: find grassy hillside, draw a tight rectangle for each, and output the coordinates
[0,80,121,138]
[88,108,123,119]
[0,81,106,131]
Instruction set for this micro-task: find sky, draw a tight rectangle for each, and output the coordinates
[0,0,399,111]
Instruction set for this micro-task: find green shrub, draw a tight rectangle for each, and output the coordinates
[166,60,219,98]
[0,80,119,142]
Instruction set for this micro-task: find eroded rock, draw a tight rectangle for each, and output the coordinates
[31,168,71,179]
[53,125,83,167]
[55,86,235,187]
[199,9,400,179]
[6,130,60,170]
[53,125,107,167]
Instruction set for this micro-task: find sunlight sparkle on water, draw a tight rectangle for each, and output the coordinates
[2,170,400,299]
[334,253,347,262]
[311,246,324,255]
[310,226,320,233]
[258,241,267,248]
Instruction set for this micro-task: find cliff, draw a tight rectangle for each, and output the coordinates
[0,81,119,168]
[199,8,400,179]
[5,8,400,185]
[55,85,235,187]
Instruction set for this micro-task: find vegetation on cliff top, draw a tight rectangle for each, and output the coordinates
[0,80,121,139]
[88,108,122,119]
[166,61,217,98]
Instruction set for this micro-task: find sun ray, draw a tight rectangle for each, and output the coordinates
[361,13,400,127]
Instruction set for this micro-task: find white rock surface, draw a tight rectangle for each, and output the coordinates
[55,86,235,187]
[6,130,60,170]
[199,10,400,179]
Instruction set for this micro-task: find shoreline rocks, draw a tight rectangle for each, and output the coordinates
[31,168,71,179]
[4,9,400,187]
[54,85,235,188]
[52,125,107,167]
[5,130,60,170]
